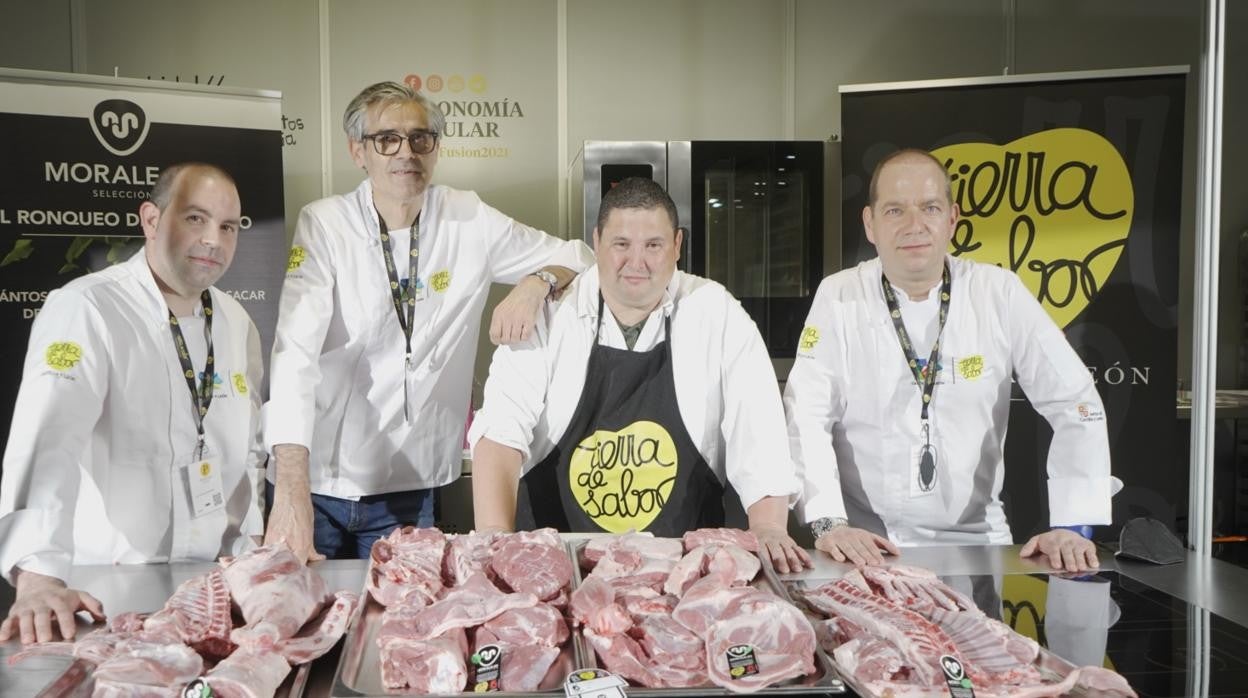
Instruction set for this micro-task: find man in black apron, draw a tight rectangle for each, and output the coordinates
[469,178,810,573]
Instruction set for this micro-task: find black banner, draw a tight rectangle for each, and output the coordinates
[840,69,1186,541]
[0,71,286,477]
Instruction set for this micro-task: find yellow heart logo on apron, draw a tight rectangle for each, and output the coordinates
[936,128,1133,328]
[568,420,679,533]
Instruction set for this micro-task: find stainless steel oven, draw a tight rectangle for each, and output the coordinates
[570,140,832,365]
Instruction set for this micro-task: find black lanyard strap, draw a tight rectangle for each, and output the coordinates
[880,263,952,424]
[378,210,420,357]
[168,290,215,458]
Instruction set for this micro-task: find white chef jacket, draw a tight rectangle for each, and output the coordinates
[0,251,266,584]
[785,256,1116,546]
[467,266,801,512]
[264,180,593,497]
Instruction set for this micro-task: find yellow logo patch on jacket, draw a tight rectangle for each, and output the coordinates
[45,341,83,371]
[957,355,984,380]
[286,246,307,272]
[799,326,820,351]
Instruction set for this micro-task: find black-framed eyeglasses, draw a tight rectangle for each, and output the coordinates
[362,130,439,156]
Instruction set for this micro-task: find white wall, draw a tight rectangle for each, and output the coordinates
[0,0,1239,389]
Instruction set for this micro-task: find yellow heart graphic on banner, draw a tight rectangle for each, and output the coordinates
[935,128,1133,328]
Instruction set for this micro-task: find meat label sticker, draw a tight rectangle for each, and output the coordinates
[726,644,760,678]
[564,668,628,698]
[471,643,502,692]
[939,654,976,698]
[181,678,213,697]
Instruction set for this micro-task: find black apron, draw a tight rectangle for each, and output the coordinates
[517,295,724,535]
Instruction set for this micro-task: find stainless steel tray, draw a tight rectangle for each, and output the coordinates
[779,576,1089,698]
[34,655,311,698]
[330,543,582,697]
[566,537,845,696]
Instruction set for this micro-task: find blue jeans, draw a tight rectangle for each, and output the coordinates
[265,481,436,560]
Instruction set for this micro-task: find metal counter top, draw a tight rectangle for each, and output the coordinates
[4,545,1248,696]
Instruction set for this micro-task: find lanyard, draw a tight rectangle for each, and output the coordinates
[168,290,214,460]
[378,210,421,420]
[880,264,951,492]
[378,211,421,358]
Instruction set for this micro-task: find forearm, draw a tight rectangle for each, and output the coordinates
[538,265,578,292]
[471,438,523,532]
[272,444,311,492]
[746,495,791,531]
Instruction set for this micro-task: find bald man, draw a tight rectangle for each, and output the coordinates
[0,163,266,644]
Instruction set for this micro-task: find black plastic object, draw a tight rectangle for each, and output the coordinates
[1115,517,1185,565]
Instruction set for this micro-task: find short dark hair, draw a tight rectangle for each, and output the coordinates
[342,81,446,141]
[596,177,679,233]
[867,148,952,207]
[150,163,238,210]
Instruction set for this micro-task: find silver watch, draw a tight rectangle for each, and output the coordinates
[811,516,850,539]
[531,269,558,297]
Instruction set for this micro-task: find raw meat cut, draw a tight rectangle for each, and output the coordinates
[584,532,683,565]
[91,639,204,694]
[799,565,1138,697]
[494,528,563,550]
[479,603,569,647]
[143,568,234,659]
[683,528,759,552]
[800,576,969,687]
[633,615,703,670]
[205,649,292,698]
[222,543,329,638]
[443,530,500,586]
[273,590,361,664]
[569,575,633,635]
[469,639,561,692]
[367,526,447,607]
[379,572,537,641]
[379,626,470,692]
[490,537,573,600]
[704,596,817,693]
[672,575,774,636]
[665,544,760,596]
[579,534,818,692]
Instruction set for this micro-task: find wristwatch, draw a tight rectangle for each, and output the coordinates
[530,269,558,298]
[811,516,850,539]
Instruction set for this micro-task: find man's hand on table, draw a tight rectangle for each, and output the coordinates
[0,569,104,644]
[751,524,813,574]
[1020,529,1099,573]
[815,526,900,567]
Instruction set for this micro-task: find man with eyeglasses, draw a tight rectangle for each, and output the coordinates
[0,163,264,643]
[263,81,592,561]
[785,149,1118,573]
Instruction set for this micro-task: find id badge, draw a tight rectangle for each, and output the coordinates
[411,277,429,302]
[184,455,226,517]
[908,444,938,499]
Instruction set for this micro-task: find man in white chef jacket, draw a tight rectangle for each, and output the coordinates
[0,163,265,644]
[785,149,1119,573]
[469,177,811,574]
[262,81,593,561]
